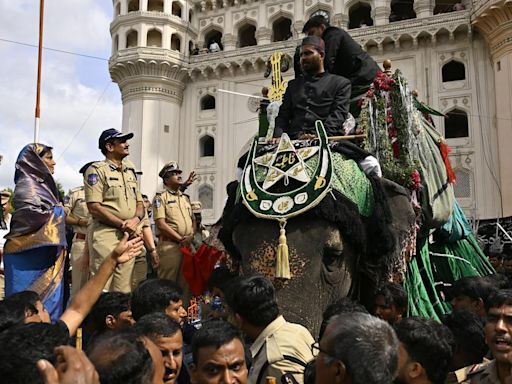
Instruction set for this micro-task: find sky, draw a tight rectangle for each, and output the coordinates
[0,0,122,193]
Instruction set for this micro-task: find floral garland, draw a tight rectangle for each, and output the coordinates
[361,71,420,190]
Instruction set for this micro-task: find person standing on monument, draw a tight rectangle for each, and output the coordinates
[153,162,195,301]
[84,128,144,293]
[64,162,94,298]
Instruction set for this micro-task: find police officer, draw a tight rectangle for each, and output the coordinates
[64,162,94,298]
[153,161,195,298]
[190,201,210,249]
[84,128,144,293]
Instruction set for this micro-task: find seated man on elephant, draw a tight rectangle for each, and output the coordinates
[274,36,351,140]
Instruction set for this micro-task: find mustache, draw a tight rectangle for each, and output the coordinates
[493,335,512,345]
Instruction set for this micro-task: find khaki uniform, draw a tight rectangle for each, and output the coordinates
[457,360,499,384]
[153,189,194,293]
[130,212,151,291]
[64,186,91,297]
[84,159,142,293]
[249,315,315,384]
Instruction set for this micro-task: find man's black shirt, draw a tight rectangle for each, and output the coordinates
[294,27,380,87]
[274,71,351,138]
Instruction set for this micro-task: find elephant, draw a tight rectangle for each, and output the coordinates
[219,177,416,335]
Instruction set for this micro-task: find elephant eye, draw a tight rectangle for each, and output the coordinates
[323,243,344,266]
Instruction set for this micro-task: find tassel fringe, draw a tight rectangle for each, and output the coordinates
[276,219,291,279]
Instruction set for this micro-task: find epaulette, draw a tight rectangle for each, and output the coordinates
[123,159,136,170]
[89,160,107,170]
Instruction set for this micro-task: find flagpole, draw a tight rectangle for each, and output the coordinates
[34,0,45,144]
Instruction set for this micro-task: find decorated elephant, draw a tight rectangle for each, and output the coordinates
[219,122,416,334]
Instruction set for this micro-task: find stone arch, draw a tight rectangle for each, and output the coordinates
[434,0,463,15]
[127,0,139,12]
[172,1,182,17]
[198,184,213,210]
[200,94,216,110]
[147,28,162,47]
[203,28,223,50]
[444,108,469,138]
[442,60,466,82]
[271,16,293,42]
[237,21,257,48]
[189,9,193,23]
[389,0,416,22]
[115,2,121,16]
[126,29,138,48]
[147,0,164,12]
[348,1,374,29]
[199,135,215,157]
[307,7,332,23]
[171,33,181,51]
[113,34,119,53]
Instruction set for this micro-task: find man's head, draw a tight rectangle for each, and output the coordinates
[1,189,11,213]
[89,292,134,336]
[191,201,203,224]
[131,279,188,325]
[318,297,368,340]
[2,290,50,326]
[190,320,248,384]
[98,128,134,158]
[441,310,487,371]
[449,276,496,317]
[302,15,329,37]
[503,256,512,275]
[372,282,408,325]
[159,161,183,190]
[136,313,183,384]
[484,289,512,364]
[300,36,325,75]
[394,317,454,384]
[225,275,279,330]
[0,322,69,384]
[315,312,398,384]
[207,266,238,300]
[87,328,164,384]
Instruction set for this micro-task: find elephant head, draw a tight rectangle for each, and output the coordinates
[219,177,416,335]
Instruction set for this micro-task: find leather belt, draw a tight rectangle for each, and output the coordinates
[75,233,87,240]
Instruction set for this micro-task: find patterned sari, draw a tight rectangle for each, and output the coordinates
[3,144,67,321]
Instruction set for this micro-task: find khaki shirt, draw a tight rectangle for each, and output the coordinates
[84,159,142,222]
[64,186,91,234]
[249,315,314,384]
[460,360,500,384]
[153,189,194,238]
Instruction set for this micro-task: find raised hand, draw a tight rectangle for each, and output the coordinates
[111,232,144,264]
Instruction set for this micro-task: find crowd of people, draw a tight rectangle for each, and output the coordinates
[1,13,511,384]
[1,262,512,384]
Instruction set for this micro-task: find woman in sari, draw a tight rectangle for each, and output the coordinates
[3,143,67,321]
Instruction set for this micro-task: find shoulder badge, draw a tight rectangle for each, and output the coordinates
[87,173,98,186]
[154,196,162,209]
[64,195,70,205]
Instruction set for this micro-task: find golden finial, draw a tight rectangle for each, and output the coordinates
[383,59,392,76]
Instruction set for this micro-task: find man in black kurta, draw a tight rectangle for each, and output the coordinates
[295,15,380,89]
[274,36,351,139]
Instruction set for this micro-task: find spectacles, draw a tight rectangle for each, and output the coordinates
[311,342,338,360]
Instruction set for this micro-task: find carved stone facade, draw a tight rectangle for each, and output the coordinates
[109,0,511,223]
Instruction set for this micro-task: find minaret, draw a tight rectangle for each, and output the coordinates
[109,0,196,198]
[472,0,512,217]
